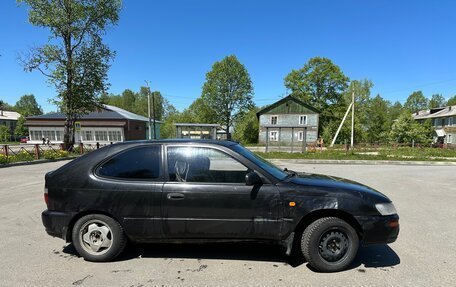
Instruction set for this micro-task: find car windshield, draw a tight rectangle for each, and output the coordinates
[232,144,287,181]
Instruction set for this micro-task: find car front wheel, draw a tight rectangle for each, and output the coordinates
[72,214,127,262]
[301,217,359,272]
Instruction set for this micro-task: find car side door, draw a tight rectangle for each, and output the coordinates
[161,145,282,240]
[91,144,165,241]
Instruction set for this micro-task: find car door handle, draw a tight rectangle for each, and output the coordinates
[167,193,185,200]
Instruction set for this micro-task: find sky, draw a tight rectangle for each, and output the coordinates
[1,0,456,113]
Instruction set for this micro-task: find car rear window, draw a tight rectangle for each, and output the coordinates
[96,145,161,180]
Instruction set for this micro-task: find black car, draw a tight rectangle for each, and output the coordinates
[42,140,399,272]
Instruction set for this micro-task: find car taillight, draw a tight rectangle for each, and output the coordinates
[44,187,49,206]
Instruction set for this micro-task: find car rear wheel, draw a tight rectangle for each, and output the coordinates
[72,214,126,262]
[301,217,359,272]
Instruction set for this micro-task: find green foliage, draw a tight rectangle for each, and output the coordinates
[102,87,172,122]
[0,154,7,164]
[447,95,456,106]
[14,150,35,162]
[14,94,43,116]
[233,107,259,144]
[42,149,69,159]
[0,126,10,142]
[366,95,392,143]
[389,112,433,144]
[284,57,349,130]
[19,0,121,150]
[428,94,446,109]
[256,147,456,161]
[404,91,428,112]
[389,101,403,121]
[201,55,254,139]
[14,116,28,137]
[0,100,15,111]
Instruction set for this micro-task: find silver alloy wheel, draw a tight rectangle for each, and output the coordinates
[79,219,113,255]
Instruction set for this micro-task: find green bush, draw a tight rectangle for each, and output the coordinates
[0,154,7,164]
[14,150,34,162]
[42,149,68,159]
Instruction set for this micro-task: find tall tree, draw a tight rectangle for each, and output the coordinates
[233,107,260,144]
[284,57,349,132]
[404,91,428,112]
[428,94,446,109]
[446,95,456,106]
[14,94,43,116]
[366,95,391,143]
[201,55,254,139]
[20,0,121,150]
[389,101,403,121]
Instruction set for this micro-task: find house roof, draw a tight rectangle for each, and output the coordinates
[413,105,456,120]
[0,110,21,121]
[256,95,320,117]
[27,105,162,123]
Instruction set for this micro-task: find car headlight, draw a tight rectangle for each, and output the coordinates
[375,202,397,216]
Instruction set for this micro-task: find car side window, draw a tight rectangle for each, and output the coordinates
[167,146,249,183]
[97,146,161,180]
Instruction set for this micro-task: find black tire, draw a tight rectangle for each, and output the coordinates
[301,217,359,272]
[72,214,127,262]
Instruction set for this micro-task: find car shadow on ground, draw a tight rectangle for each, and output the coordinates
[63,242,400,271]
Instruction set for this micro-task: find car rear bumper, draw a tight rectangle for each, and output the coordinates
[355,214,399,245]
[41,210,72,241]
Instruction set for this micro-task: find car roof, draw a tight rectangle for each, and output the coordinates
[112,139,240,147]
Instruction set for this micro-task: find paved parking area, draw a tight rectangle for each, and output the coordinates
[0,161,455,286]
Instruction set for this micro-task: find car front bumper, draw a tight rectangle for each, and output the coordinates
[355,214,399,244]
[41,209,72,241]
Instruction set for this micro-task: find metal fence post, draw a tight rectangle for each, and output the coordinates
[80,143,84,155]
[34,144,40,160]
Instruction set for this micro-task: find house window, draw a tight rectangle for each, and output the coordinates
[108,130,122,142]
[449,117,454,126]
[448,134,452,144]
[299,115,307,125]
[95,130,108,142]
[269,131,278,141]
[55,131,63,141]
[270,115,278,125]
[82,130,93,141]
[298,131,304,141]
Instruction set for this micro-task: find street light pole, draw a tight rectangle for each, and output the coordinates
[145,80,152,140]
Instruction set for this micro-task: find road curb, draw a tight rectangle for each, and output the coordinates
[269,159,456,166]
[0,157,76,168]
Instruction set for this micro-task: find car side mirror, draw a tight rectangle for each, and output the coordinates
[245,171,262,186]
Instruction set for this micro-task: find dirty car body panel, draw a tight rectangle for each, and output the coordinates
[42,140,399,249]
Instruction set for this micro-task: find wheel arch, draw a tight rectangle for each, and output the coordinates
[65,210,123,243]
[294,209,363,240]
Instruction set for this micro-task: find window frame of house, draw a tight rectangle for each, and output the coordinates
[299,115,307,125]
[270,115,278,125]
[297,131,304,141]
[269,131,278,141]
[449,117,454,126]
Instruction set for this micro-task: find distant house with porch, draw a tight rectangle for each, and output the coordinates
[413,105,456,145]
[256,95,319,150]
[25,105,161,144]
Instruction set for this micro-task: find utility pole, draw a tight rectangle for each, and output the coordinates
[351,89,355,148]
[145,80,152,140]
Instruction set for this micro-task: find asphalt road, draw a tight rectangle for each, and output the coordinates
[0,160,455,286]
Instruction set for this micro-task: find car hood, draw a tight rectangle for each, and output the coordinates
[288,172,390,203]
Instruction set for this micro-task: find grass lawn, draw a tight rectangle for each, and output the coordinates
[254,147,456,161]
